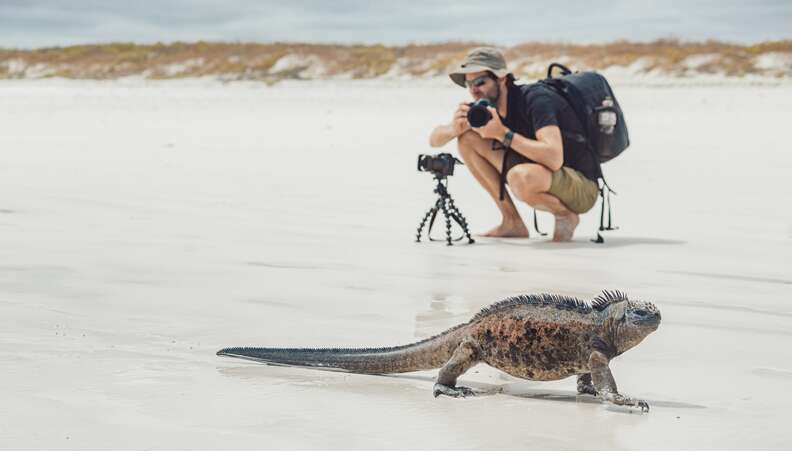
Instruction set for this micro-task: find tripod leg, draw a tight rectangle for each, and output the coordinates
[416,205,438,242]
[440,198,453,246]
[449,211,475,244]
[448,204,473,244]
[426,199,444,241]
[447,197,475,244]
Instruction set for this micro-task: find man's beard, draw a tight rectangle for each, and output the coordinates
[482,84,500,105]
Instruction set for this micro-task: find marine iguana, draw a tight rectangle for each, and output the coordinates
[217,290,661,412]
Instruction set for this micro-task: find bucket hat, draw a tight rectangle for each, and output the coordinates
[449,47,510,87]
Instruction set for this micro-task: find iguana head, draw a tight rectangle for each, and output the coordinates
[593,291,661,355]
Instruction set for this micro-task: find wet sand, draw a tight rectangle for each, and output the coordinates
[0,79,790,450]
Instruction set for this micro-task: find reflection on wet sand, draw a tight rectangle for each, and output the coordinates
[413,292,472,340]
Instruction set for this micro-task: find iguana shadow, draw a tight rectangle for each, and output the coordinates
[385,373,705,409]
[217,365,704,410]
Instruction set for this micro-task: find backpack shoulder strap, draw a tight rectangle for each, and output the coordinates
[540,76,619,241]
[538,78,591,138]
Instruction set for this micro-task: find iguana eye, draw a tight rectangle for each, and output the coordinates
[633,309,649,316]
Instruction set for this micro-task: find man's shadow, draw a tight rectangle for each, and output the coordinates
[476,236,686,249]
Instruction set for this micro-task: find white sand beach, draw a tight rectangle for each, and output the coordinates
[1,78,790,450]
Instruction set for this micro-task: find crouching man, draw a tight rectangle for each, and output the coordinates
[429,47,600,241]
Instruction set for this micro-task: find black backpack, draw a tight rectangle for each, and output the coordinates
[539,63,629,164]
[536,63,629,241]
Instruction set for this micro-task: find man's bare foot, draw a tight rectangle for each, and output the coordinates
[553,213,579,242]
[481,221,529,238]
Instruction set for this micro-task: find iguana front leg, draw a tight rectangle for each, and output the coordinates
[433,338,479,398]
[588,351,649,412]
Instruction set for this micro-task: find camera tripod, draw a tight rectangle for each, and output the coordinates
[415,176,475,246]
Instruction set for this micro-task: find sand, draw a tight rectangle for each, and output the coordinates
[0,78,790,450]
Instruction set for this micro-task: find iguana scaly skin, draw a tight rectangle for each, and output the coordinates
[218,291,661,412]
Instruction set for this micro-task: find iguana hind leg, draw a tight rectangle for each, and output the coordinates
[589,351,650,412]
[577,373,597,395]
[433,338,479,398]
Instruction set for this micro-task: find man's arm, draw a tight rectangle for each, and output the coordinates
[507,125,564,172]
[429,124,459,148]
[473,106,564,171]
[429,103,471,148]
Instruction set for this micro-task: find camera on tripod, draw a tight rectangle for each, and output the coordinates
[416,153,462,178]
[415,153,474,246]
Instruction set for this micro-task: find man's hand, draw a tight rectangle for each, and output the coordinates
[452,102,472,136]
[472,106,507,142]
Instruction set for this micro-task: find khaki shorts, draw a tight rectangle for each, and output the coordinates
[548,167,599,214]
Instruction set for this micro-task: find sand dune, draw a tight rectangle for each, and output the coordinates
[2,40,792,83]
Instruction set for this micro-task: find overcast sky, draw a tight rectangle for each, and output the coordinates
[1,0,791,48]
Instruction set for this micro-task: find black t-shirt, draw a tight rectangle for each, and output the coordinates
[500,82,600,182]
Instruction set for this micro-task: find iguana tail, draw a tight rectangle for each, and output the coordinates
[216,323,468,374]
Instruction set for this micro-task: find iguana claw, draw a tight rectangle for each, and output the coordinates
[578,385,597,395]
[601,393,650,412]
[433,383,475,398]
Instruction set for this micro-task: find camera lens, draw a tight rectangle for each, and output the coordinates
[417,154,430,171]
[467,100,492,127]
